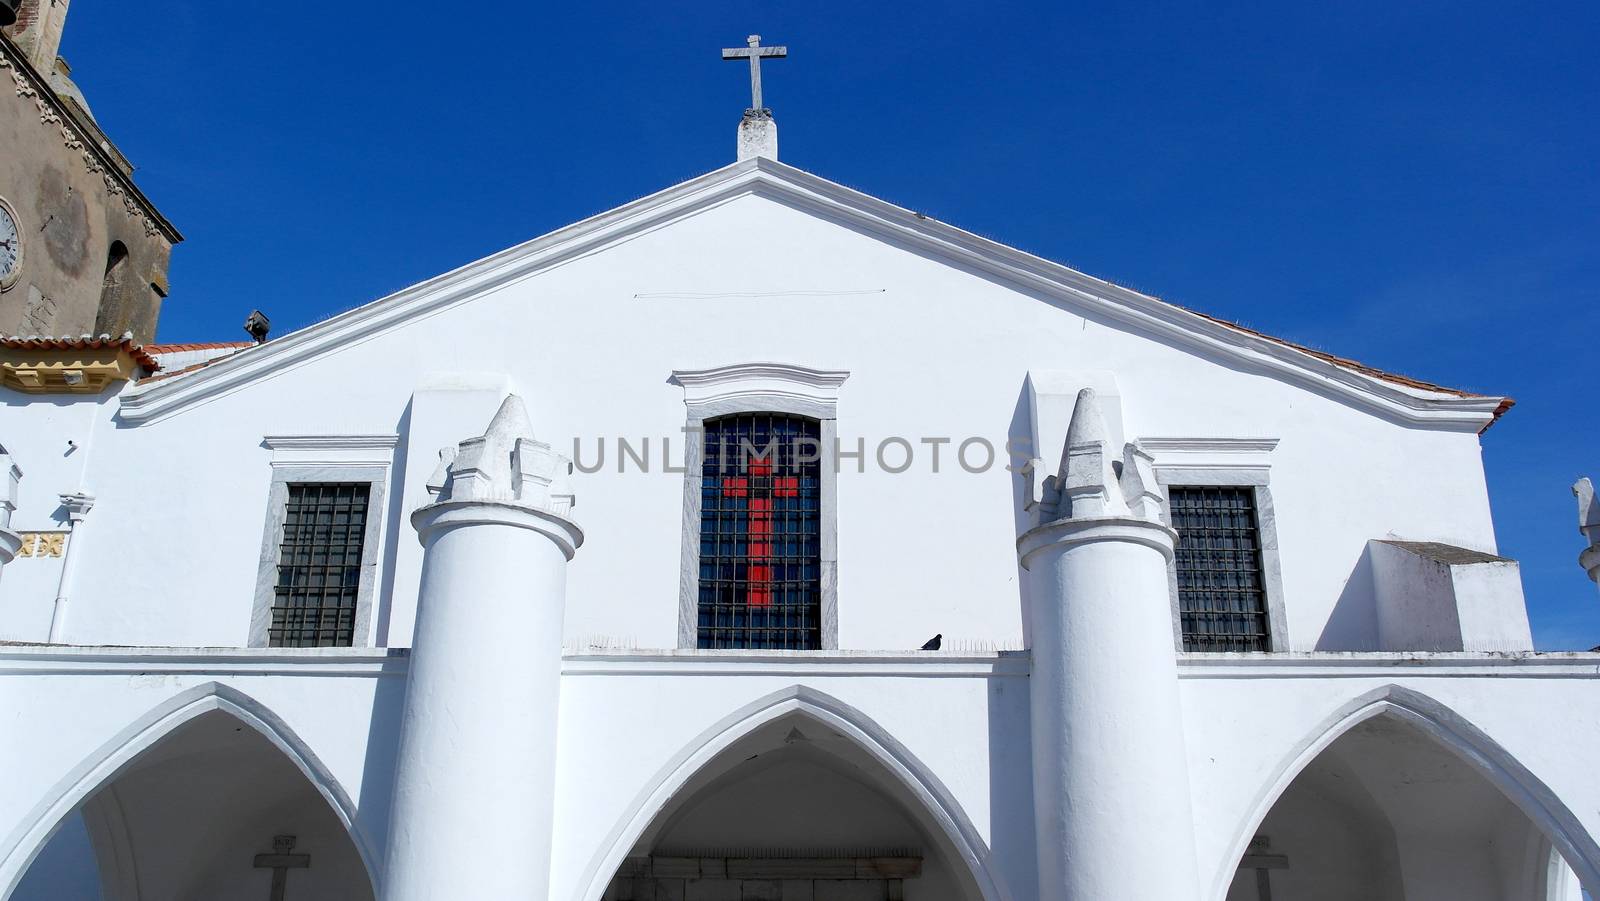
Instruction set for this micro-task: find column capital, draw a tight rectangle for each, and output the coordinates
[412,499,582,560]
[57,491,95,523]
[1017,514,1177,570]
[411,394,583,558]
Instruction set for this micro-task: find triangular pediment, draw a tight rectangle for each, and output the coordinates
[119,158,1506,430]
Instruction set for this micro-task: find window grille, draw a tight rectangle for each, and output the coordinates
[269,482,369,647]
[698,413,822,650]
[1170,486,1271,652]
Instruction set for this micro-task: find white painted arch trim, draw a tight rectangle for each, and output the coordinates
[116,158,1503,430]
[1209,683,1600,901]
[576,684,1014,901]
[0,681,382,901]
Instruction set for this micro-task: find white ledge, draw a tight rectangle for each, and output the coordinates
[563,648,1028,677]
[1178,650,1600,679]
[0,645,409,676]
[3,645,1593,680]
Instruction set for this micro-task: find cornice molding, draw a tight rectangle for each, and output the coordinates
[116,157,1503,430]
[671,362,850,419]
[0,344,143,393]
[1177,651,1600,679]
[261,435,401,451]
[1139,437,1281,454]
[562,649,1029,678]
[0,38,181,242]
[671,362,850,390]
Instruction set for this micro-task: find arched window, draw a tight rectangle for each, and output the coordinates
[697,413,822,649]
[100,240,128,301]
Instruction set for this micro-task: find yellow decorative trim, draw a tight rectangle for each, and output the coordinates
[15,532,65,558]
[0,347,140,393]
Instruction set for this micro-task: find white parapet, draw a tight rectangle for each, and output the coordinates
[1370,540,1533,652]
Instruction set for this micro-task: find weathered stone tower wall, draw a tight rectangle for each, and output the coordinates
[0,2,180,342]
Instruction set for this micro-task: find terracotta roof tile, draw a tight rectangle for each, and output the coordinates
[1179,309,1514,430]
[138,358,222,383]
[144,341,254,354]
[0,333,161,371]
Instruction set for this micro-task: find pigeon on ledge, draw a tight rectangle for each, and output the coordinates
[920,634,943,651]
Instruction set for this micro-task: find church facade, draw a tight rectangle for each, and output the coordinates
[3,18,1599,901]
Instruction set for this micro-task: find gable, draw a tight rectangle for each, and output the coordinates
[116,158,1507,432]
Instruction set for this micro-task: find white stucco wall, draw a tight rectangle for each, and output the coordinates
[0,177,1502,653]
[2,650,1597,901]
[0,162,1577,901]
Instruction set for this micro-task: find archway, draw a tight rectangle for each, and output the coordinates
[1,683,377,901]
[582,686,1012,901]
[1218,687,1598,901]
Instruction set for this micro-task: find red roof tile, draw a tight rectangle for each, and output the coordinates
[144,341,254,354]
[0,334,162,371]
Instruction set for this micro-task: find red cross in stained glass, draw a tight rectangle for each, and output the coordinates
[719,459,799,607]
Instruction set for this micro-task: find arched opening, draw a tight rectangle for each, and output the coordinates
[1223,696,1594,901]
[3,688,376,901]
[100,241,128,301]
[586,687,1009,901]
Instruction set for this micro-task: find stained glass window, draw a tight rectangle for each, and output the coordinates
[269,482,369,647]
[1170,486,1271,652]
[698,413,822,650]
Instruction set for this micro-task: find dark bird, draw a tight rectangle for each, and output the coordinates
[920,633,943,651]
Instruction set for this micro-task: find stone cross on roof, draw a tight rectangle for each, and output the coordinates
[722,34,787,111]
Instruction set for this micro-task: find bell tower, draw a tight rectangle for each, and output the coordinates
[3,0,69,70]
[0,1,182,344]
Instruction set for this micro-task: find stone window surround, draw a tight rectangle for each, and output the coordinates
[249,435,397,649]
[672,363,849,650]
[1142,437,1290,653]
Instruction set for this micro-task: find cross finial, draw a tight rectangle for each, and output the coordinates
[722,34,787,111]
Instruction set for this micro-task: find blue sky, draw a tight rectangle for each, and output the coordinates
[59,1,1599,648]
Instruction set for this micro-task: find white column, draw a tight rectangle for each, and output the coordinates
[1017,389,1201,901]
[381,396,581,901]
[46,490,94,642]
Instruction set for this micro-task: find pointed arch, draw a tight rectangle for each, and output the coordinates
[576,684,1014,901]
[1210,683,1600,901]
[0,681,381,900]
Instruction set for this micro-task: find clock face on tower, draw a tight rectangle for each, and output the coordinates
[0,197,20,291]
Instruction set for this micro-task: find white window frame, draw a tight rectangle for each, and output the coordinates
[249,435,398,648]
[1141,437,1290,653]
[672,363,849,650]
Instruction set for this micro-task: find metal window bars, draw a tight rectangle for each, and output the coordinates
[697,413,822,650]
[269,482,369,647]
[1170,486,1270,652]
